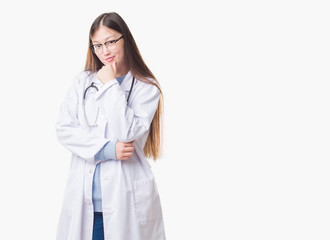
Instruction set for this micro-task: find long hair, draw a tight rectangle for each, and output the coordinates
[85,12,163,161]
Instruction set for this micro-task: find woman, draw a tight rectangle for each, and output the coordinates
[56,12,165,240]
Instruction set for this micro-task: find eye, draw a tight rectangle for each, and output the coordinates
[105,40,116,46]
[94,44,102,49]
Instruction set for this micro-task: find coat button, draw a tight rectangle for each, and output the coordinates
[89,168,93,174]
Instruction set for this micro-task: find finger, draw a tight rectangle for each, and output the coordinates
[124,143,134,147]
[112,61,117,72]
[123,147,134,152]
[118,152,132,158]
[119,154,131,160]
[122,152,133,157]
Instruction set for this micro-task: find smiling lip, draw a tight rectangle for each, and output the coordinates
[105,56,114,62]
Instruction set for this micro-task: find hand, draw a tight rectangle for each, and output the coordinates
[97,61,117,85]
[116,140,135,160]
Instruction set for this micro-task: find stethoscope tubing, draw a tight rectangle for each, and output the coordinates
[83,77,135,102]
[82,76,135,127]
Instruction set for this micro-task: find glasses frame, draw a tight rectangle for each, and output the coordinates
[90,35,124,54]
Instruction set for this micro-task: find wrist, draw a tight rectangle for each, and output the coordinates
[104,140,118,160]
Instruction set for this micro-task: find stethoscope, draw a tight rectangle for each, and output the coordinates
[83,76,135,127]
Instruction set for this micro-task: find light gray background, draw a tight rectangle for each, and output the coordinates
[0,0,329,239]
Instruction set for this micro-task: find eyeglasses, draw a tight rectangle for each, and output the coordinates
[90,35,124,54]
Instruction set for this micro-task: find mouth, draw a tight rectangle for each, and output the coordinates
[105,56,114,62]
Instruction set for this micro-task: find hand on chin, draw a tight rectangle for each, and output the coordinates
[97,61,117,85]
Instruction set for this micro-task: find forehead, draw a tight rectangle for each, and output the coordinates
[92,25,121,43]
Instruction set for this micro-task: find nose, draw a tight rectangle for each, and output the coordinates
[102,44,110,55]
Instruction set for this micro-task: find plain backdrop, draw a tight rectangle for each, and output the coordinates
[0,0,329,239]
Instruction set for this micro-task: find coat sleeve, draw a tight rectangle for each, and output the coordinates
[93,78,160,143]
[56,72,109,163]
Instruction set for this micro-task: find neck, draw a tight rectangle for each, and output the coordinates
[116,64,129,77]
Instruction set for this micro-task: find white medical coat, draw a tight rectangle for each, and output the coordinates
[56,70,166,240]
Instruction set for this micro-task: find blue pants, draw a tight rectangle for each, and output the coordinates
[93,212,104,240]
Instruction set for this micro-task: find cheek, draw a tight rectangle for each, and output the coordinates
[115,50,124,61]
[99,57,106,65]
[115,45,124,58]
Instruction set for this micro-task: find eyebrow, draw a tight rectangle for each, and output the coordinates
[92,36,114,43]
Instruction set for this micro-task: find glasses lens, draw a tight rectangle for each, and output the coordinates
[104,42,116,52]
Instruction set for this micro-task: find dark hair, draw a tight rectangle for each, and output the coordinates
[84,12,163,160]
